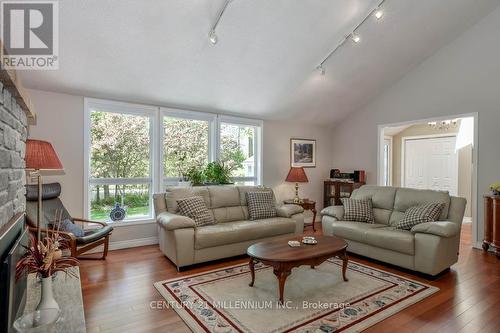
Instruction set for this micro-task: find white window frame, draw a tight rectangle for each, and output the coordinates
[84,98,263,224]
[84,98,159,224]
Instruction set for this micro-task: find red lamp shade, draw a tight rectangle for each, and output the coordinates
[25,139,63,170]
[285,167,308,183]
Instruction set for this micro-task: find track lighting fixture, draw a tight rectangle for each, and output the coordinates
[315,0,386,73]
[208,0,233,46]
[374,8,384,20]
[316,65,326,75]
[209,30,218,45]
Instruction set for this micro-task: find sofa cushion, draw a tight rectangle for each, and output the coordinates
[341,198,375,223]
[194,218,295,249]
[392,188,450,221]
[246,191,277,220]
[373,208,392,225]
[396,203,446,230]
[331,221,387,243]
[177,196,215,227]
[364,227,415,255]
[165,186,210,213]
[208,186,241,208]
[351,186,397,211]
[211,206,246,223]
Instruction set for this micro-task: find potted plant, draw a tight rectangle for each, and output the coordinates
[16,217,79,312]
[204,161,233,185]
[490,183,500,196]
[186,167,206,186]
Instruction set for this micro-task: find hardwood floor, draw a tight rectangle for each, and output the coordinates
[79,223,500,333]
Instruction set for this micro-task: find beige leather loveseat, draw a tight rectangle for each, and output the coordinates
[321,186,466,276]
[153,185,304,269]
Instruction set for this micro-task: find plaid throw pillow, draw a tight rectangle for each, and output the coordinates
[396,203,446,230]
[176,196,215,227]
[246,191,277,220]
[341,198,375,223]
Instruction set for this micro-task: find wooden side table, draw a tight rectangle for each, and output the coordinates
[284,199,317,231]
[483,195,500,259]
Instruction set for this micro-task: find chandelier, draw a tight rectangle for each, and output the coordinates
[428,119,459,130]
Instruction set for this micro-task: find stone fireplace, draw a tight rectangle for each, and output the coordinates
[0,80,28,228]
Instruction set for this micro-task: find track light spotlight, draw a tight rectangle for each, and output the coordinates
[317,65,325,75]
[374,8,384,20]
[209,30,218,45]
[208,0,232,46]
[351,33,361,43]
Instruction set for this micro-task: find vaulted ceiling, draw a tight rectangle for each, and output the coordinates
[20,0,500,125]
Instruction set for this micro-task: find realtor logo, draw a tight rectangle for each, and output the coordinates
[1,0,59,70]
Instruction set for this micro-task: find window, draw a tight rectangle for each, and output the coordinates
[85,99,157,222]
[161,109,216,185]
[84,99,262,223]
[219,116,262,185]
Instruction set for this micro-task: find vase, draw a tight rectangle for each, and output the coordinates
[177,180,192,187]
[13,308,60,333]
[36,276,59,312]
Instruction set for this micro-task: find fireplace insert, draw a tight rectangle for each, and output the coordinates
[0,213,28,333]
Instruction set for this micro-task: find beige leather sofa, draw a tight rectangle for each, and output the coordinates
[321,185,466,276]
[153,185,304,269]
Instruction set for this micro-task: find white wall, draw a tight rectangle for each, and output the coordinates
[27,89,333,249]
[329,6,500,246]
[27,90,84,216]
[263,120,333,222]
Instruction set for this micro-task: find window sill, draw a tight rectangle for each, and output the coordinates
[84,218,156,230]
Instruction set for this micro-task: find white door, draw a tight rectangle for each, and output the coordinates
[403,136,458,196]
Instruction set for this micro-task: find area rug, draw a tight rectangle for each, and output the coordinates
[154,259,438,332]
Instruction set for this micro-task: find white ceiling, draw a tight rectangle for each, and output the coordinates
[20,0,500,126]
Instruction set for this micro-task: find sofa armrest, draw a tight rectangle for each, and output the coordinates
[410,221,459,238]
[157,212,195,231]
[320,205,344,220]
[276,204,304,218]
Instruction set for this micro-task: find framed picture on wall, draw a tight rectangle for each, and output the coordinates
[290,138,316,168]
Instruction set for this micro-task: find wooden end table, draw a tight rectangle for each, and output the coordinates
[284,199,317,231]
[483,195,500,259]
[247,235,348,304]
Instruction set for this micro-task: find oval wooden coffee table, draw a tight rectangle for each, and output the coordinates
[247,235,348,304]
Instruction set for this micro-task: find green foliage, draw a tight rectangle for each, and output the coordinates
[490,183,500,191]
[91,192,149,210]
[163,118,209,178]
[90,111,254,191]
[204,161,233,184]
[186,167,205,186]
[90,111,150,179]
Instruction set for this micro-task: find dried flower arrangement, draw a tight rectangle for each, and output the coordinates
[16,211,79,281]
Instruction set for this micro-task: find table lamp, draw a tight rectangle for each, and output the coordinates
[285,167,308,203]
[25,139,63,241]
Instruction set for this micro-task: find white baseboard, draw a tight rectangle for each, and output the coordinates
[85,236,159,254]
[473,241,483,250]
[463,217,472,224]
